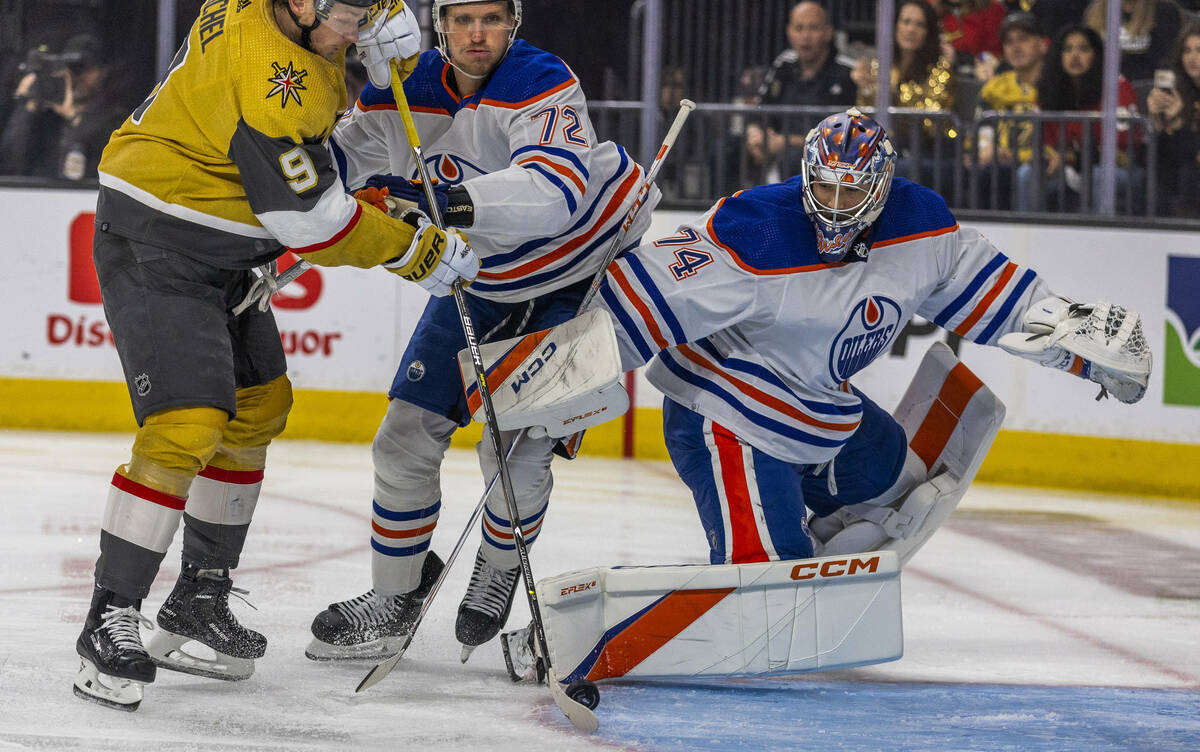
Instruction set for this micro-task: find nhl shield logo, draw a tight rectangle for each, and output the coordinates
[134,373,152,397]
[828,295,903,382]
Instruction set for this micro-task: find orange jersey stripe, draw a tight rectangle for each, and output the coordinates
[954,261,1016,337]
[517,155,586,194]
[676,345,860,433]
[870,223,959,249]
[474,165,642,281]
[610,263,671,350]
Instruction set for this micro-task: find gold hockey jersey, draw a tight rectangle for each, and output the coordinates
[97,0,414,270]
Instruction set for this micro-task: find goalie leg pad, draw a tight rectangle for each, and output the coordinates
[370,399,456,595]
[519,553,902,684]
[813,343,1004,566]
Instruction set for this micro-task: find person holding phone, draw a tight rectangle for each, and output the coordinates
[1147,21,1200,215]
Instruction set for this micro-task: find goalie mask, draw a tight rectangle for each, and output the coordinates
[433,0,523,79]
[800,108,896,263]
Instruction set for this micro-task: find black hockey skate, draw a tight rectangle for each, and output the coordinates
[73,585,156,711]
[146,564,266,681]
[306,551,444,661]
[456,549,521,663]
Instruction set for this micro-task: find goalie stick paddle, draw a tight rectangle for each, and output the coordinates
[356,60,598,734]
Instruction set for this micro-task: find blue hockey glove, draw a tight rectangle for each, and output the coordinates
[364,175,475,227]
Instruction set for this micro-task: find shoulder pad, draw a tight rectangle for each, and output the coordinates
[477,40,577,109]
[870,178,958,247]
[707,176,828,272]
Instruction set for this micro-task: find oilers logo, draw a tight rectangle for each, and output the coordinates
[418,154,487,186]
[828,295,903,382]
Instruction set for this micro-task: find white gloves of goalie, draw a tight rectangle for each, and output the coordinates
[998,296,1152,404]
[357,2,422,89]
[384,212,479,297]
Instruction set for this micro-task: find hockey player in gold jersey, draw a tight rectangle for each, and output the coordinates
[73,0,477,711]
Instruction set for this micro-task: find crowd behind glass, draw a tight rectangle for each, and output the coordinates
[2,0,1198,219]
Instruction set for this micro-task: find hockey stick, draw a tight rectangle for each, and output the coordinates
[355,60,597,734]
[356,100,697,709]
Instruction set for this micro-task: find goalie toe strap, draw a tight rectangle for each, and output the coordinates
[834,502,914,539]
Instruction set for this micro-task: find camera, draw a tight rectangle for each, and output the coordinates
[16,45,85,106]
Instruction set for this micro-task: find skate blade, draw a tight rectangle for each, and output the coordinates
[459,643,477,664]
[73,657,146,711]
[305,635,403,662]
[147,630,254,681]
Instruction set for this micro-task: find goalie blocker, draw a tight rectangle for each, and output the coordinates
[503,551,902,684]
[457,308,628,439]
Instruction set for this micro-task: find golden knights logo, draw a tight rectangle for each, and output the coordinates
[267,61,307,108]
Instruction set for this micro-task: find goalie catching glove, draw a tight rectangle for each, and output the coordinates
[998,296,1151,404]
[383,211,479,297]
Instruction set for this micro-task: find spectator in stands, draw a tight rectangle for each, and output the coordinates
[854,0,956,190]
[0,34,125,180]
[744,1,857,183]
[1009,0,1091,39]
[1016,25,1143,211]
[934,0,1007,75]
[972,11,1049,208]
[1147,21,1200,215]
[1084,0,1183,83]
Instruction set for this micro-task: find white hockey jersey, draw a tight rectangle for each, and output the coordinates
[331,40,657,302]
[598,176,1053,465]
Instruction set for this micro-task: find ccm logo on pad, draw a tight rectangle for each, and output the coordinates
[789,555,881,580]
[559,580,597,597]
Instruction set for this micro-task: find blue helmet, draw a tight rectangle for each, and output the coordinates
[800,108,897,262]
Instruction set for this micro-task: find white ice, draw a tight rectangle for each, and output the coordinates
[0,430,1197,751]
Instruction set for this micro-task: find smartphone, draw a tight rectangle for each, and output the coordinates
[1154,69,1176,90]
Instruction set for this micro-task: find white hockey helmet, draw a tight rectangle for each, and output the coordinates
[432,0,523,71]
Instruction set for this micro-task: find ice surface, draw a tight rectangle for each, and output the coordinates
[0,431,1197,751]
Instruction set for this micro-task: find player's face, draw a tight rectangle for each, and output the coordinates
[1182,35,1200,84]
[811,182,869,213]
[1061,33,1095,78]
[441,2,515,78]
[895,4,928,53]
[299,1,370,62]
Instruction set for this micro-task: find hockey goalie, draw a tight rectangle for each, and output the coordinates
[460,109,1151,687]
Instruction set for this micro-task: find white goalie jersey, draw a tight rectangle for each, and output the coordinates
[597,176,1055,465]
[331,41,658,302]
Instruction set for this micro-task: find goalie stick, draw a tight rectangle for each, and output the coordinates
[356,98,697,730]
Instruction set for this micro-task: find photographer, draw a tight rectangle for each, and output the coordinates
[0,34,126,180]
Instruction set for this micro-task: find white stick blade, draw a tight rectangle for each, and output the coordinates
[548,675,599,733]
